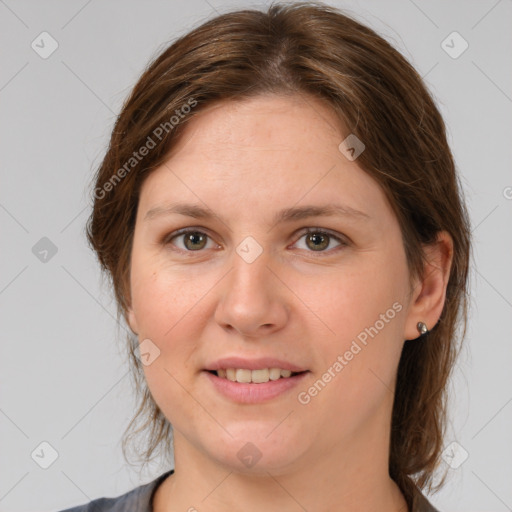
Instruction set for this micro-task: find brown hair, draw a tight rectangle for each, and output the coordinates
[85,1,471,506]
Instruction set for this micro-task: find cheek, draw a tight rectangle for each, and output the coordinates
[315,261,406,343]
[130,257,207,339]
[304,253,408,407]
[132,266,208,424]
[129,263,204,397]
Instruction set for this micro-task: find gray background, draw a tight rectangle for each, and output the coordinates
[1,1,511,511]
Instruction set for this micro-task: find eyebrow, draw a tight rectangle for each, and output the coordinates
[144,201,371,225]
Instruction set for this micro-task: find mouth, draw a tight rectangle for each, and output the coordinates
[203,357,309,403]
[206,368,307,384]
[203,367,310,404]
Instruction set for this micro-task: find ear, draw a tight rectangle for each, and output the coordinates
[127,306,139,336]
[404,231,454,341]
[123,277,138,335]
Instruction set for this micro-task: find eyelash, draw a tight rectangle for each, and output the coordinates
[162,227,349,257]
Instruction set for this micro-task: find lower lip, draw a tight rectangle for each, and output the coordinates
[203,370,309,404]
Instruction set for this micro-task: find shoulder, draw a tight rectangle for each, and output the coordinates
[55,470,174,512]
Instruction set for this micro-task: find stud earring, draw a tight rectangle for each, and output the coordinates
[417,321,428,336]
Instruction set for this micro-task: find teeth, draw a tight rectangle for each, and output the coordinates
[269,368,281,380]
[249,369,268,383]
[236,369,252,383]
[215,368,299,383]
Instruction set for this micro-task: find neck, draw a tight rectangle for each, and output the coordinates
[153,416,408,512]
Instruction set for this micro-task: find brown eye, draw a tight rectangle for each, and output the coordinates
[294,229,346,254]
[183,231,208,251]
[166,229,214,252]
[305,232,330,251]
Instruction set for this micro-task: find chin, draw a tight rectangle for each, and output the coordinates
[202,425,307,475]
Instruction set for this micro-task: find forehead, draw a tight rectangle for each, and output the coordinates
[168,93,345,158]
[137,94,393,227]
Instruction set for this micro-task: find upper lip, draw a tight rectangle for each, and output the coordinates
[205,357,308,372]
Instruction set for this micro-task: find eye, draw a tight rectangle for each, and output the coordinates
[292,228,347,254]
[164,229,218,252]
[163,227,348,255]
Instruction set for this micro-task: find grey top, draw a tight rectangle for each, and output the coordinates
[56,469,440,512]
[57,470,174,512]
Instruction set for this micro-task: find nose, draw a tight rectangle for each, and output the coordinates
[214,247,289,339]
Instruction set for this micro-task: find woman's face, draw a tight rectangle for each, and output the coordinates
[127,94,420,474]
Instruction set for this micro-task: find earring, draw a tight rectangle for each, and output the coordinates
[417,321,428,336]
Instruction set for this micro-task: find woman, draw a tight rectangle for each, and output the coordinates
[60,2,471,511]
